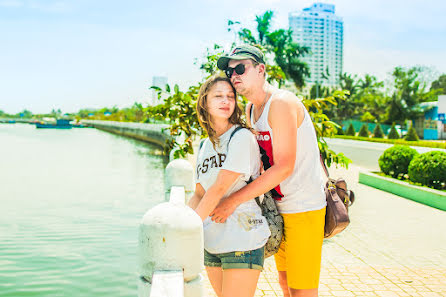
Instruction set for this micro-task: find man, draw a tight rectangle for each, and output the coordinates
[211,44,327,297]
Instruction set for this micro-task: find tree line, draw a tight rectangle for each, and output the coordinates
[4,11,445,163]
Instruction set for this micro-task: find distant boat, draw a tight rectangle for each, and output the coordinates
[0,119,16,124]
[35,119,72,129]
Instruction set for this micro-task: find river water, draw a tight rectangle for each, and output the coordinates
[0,123,167,297]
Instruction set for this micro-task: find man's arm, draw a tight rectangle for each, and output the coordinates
[194,169,241,221]
[210,93,304,223]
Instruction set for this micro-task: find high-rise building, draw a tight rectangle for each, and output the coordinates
[289,3,343,86]
[151,76,168,105]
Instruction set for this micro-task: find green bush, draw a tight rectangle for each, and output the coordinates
[360,111,376,122]
[358,123,370,137]
[408,151,446,189]
[379,145,419,178]
[346,123,355,136]
[373,124,384,138]
[388,123,400,139]
[404,123,419,141]
[337,126,344,135]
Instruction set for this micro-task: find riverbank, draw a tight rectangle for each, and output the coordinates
[82,120,171,149]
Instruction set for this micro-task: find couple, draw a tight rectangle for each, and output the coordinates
[188,45,326,297]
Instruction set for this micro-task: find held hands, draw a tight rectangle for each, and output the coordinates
[210,196,237,223]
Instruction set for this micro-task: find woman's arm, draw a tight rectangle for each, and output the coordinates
[188,183,206,210]
[194,169,241,221]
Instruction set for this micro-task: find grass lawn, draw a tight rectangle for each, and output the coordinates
[332,135,446,149]
[373,171,446,192]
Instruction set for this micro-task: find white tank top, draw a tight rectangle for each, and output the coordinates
[250,94,326,213]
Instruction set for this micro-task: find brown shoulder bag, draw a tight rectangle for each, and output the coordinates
[320,155,355,238]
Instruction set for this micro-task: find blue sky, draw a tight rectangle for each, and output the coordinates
[1,0,445,114]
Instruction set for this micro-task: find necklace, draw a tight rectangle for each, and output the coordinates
[254,91,269,123]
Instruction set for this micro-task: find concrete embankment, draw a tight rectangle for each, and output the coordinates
[82,120,171,149]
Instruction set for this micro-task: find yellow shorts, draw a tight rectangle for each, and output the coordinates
[274,207,326,289]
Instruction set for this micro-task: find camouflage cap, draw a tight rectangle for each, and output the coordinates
[217,44,265,71]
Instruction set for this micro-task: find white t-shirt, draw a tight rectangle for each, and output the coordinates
[196,125,271,254]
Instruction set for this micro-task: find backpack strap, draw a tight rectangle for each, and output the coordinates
[199,138,205,150]
[227,126,244,149]
[198,125,244,153]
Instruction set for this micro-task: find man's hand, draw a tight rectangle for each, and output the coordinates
[210,196,238,223]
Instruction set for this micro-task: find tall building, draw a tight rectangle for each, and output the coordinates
[151,76,168,105]
[289,3,343,86]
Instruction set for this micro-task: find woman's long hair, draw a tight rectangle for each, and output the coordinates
[196,74,249,147]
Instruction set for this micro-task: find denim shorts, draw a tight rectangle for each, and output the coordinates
[204,246,265,271]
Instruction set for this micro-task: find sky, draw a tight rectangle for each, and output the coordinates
[1,0,445,114]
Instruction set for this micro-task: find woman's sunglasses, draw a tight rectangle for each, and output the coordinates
[225,64,245,78]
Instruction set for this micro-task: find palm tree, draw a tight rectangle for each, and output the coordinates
[231,11,310,89]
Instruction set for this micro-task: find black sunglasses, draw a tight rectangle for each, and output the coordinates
[225,64,245,78]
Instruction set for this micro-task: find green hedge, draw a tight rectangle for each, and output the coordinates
[379,145,418,178]
[388,123,400,139]
[409,151,446,190]
[331,135,446,149]
[373,124,384,138]
[346,123,355,136]
[358,123,370,137]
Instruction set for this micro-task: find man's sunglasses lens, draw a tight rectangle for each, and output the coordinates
[225,64,245,78]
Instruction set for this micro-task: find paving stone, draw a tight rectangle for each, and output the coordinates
[201,165,446,297]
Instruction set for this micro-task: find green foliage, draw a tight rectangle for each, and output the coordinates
[303,90,351,168]
[328,72,388,123]
[360,111,376,122]
[17,109,33,118]
[408,151,446,189]
[379,145,418,178]
[230,11,310,89]
[388,123,400,139]
[346,123,355,136]
[404,123,419,141]
[336,126,344,135]
[430,74,446,94]
[373,124,384,138]
[358,124,370,137]
[149,84,203,159]
[333,135,445,149]
[387,66,439,125]
[309,84,331,99]
[197,44,225,77]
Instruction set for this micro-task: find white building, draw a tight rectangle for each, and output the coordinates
[289,3,343,86]
[151,76,168,106]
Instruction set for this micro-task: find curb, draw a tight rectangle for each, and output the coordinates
[358,171,446,211]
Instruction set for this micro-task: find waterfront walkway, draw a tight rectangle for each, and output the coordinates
[202,164,446,297]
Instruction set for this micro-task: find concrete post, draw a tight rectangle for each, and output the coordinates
[164,159,195,203]
[138,159,203,297]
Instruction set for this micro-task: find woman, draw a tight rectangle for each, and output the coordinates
[188,74,270,297]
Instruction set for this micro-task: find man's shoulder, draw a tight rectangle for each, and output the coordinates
[270,89,302,110]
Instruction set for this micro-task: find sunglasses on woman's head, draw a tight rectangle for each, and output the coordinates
[225,64,245,78]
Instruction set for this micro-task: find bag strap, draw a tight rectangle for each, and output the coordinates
[228,126,243,149]
[246,176,262,207]
[320,153,330,179]
[198,125,244,153]
[199,138,205,150]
